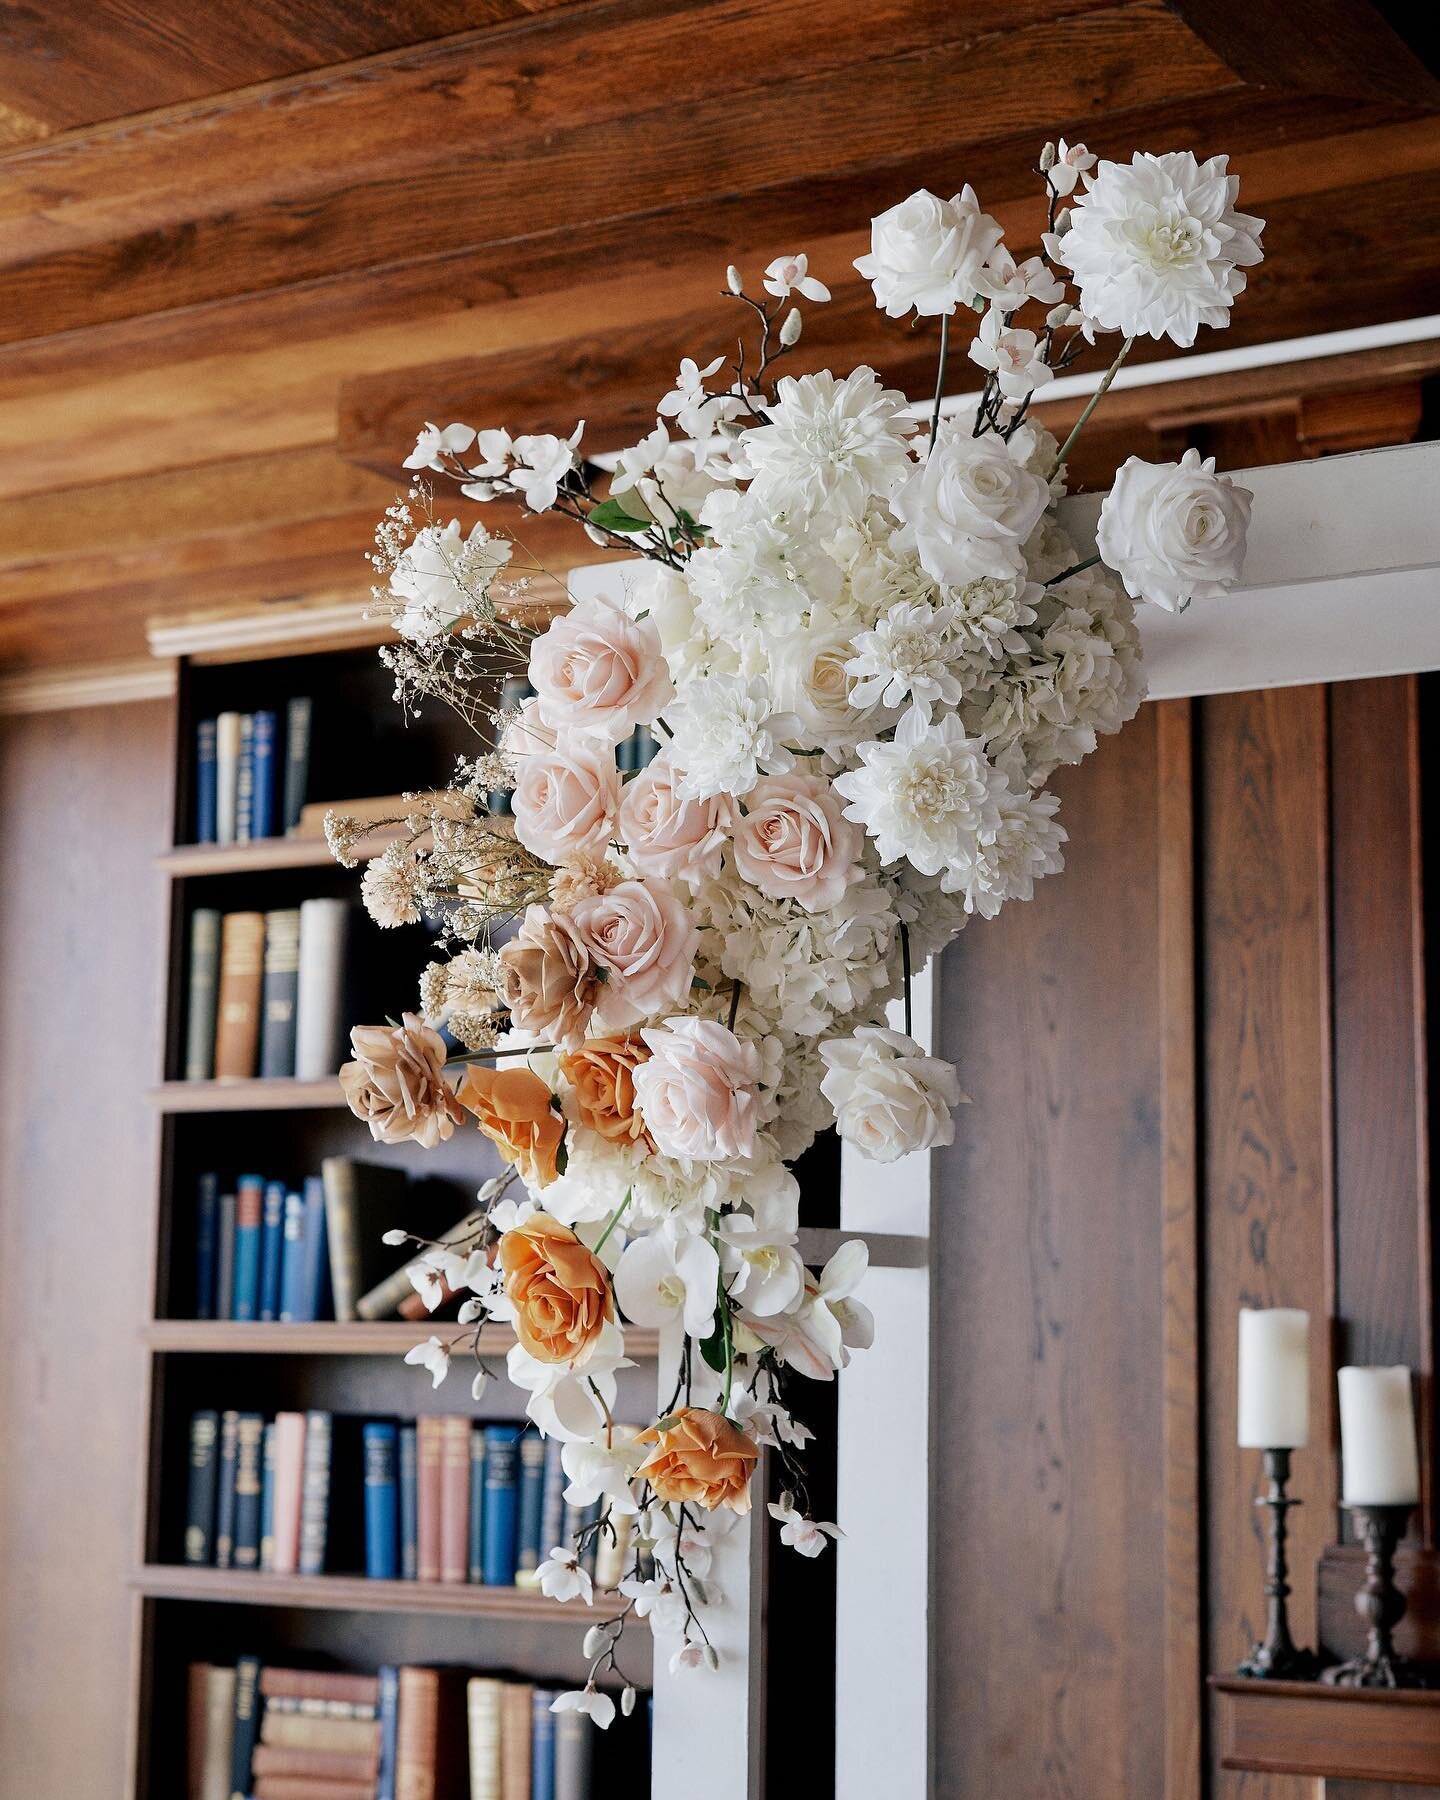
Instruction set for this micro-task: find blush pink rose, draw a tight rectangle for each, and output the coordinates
[619,755,732,886]
[512,742,620,864]
[569,877,700,1029]
[529,594,674,746]
[632,1017,761,1161]
[732,771,864,912]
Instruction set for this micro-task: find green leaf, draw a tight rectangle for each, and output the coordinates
[698,1325,728,1373]
[588,498,652,535]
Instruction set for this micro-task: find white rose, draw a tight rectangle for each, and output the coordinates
[1097,449,1252,612]
[854,187,1003,318]
[892,423,1050,588]
[819,1026,965,1162]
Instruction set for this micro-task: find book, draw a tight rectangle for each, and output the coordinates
[251,1743,381,1780]
[282,696,312,833]
[481,1425,521,1586]
[299,1174,331,1323]
[552,1704,592,1800]
[232,1412,266,1569]
[270,1412,307,1576]
[531,1689,557,1800]
[467,1428,487,1584]
[377,1665,400,1800]
[394,1667,468,1800]
[398,1425,419,1580]
[355,1211,482,1322]
[183,908,222,1081]
[214,1409,240,1568]
[232,1174,265,1321]
[252,1779,376,1800]
[215,712,243,845]
[259,1667,379,1705]
[261,1713,381,1756]
[498,1683,532,1800]
[298,1409,332,1576]
[439,1415,471,1585]
[465,1677,503,1800]
[195,1171,220,1319]
[184,1410,220,1566]
[259,1422,277,1570]
[251,708,279,839]
[198,1664,236,1800]
[538,1436,565,1570]
[234,713,255,842]
[195,717,219,843]
[363,1422,400,1580]
[514,1432,547,1585]
[294,897,350,1080]
[215,1192,237,1322]
[214,910,265,1080]
[416,1415,443,1583]
[259,1180,286,1321]
[230,1653,262,1800]
[279,1191,307,1322]
[259,908,302,1078]
[322,1157,411,1323]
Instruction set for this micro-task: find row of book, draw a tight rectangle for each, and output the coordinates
[192,1160,464,1324]
[189,1657,644,1800]
[184,900,349,1082]
[194,698,312,844]
[185,1411,636,1589]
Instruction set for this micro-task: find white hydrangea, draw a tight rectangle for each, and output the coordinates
[665,672,798,800]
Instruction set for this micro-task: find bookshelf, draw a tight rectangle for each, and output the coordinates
[132,637,658,1797]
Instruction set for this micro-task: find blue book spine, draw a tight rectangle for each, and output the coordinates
[282,695,312,832]
[194,718,218,844]
[300,1175,330,1322]
[531,1688,558,1800]
[376,1665,400,1800]
[259,1420,277,1570]
[258,1181,285,1322]
[398,1425,419,1580]
[482,1425,522,1586]
[214,1410,240,1569]
[234,713,255,842]
[516,1431,547,1576]
[230,1654,261,1800]
[194,1172,219,1320]
[278,1191,306,1323]
[363,1422,400,1580]
[215,1194,237,1322]
[184,1410,219,1566]
[539,1435,565,1562]
[231,1412,265,1569]
[231,1174,265,1322]
[468,1427,487,1583]
[250,709,278,839]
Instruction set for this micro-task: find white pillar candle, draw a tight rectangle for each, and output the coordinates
[1337,1366,1421,1506]
[1237,1308,1310,1448]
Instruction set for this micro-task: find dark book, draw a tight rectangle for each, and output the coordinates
[321,1157,411,1324]
[299,1175,330,1322]
[232,1174,265,1321]
[467,1427,486,1584]
[298,1410,332,1577]
[232,1411,266,1569]
[195,717,219,843]
[258,908,301,1079]
[616,728,639,774]
[234,712,255,843]
[259,1420,277,1570]
[214,910,265,1080]
[282,696,312,833]
[362,1422,399,1580]
[215,1193,238,1323]
[376,1665,399,1800]
[183,907,221,1081]
[214,1410,241,1570]
[515,1430,547,1582]
[194,1171,220,1319]
[278,1190,306,1323]
[486,675,534,815]
[394,1667,469,1800]
[634,723,660,768]
[251,709,278,839]
[553,1701,593,1800]
[416,1415,443,1584]
[356,1209,482,1322]
[531,1688,558,1800]
[398,1425,418,1581]
[230,1653,262,1800]
[481,1425,522,1586]
[539,1435,565,1568]
[184,1410,220,1566]
[258,1180,285,1322]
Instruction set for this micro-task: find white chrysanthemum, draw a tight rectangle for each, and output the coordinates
[833,707,1003,878]
[742,368,915,523]
[948,574,1039,666]
[943,783,1067,916]
[1055,151,1264,347]
[665,672,797,800]
[845,600,968,719]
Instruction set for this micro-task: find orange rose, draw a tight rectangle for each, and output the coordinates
[559,1033,655,1151]
[455,1063,564,1188]
[498,1212,614,1366]
[635,1408,759,1514]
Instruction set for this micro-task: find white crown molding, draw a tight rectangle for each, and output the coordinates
[0,657,177,715]
[146,594,384,660]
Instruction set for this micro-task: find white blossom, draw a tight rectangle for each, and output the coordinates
[854,187,1003,317]
[664,672,798,800]
[833,706,1004,879]
[967,306,1055,401]
[845,599,968,718]
[742,368,914,523]
[1097,449,1252,611]
[403,421,476,471]
[763,253,831,302]
[537,1547,595,1604]
[550,1687,615,1729]
[820,1026,965,1161]
[403,1336,451,1389]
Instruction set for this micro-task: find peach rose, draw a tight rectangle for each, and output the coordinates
[512,741,620,865]
[636,1408,759,1513]
[455,1063,564,1187]
[340,1013,466,1148]
[559,1033,654,1150]
[632,1017,761,1161]
[529,594,674,747]
[498,1211,614,1365]
[732,771,864,912]
[569,877,699,1030]
[618,755,732,886]
[498,905,599,1050]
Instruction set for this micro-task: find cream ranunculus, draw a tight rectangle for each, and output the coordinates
[819,1025,964,1162]
[1097,450,1252,613]
[632,1017,762,1161]
[529,592,674,746]
[732,771,864,913]
[618,754,732,887]
[569,877,700,1030]
[512,741,620,864]
[854,186,1003,318]
[892,422,1050,588]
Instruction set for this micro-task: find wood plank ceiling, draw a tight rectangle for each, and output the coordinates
[0,0,1436,669]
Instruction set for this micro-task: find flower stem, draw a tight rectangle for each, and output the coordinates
[1044,552,1102,588]
[928,312,951,455]
[1050,335,1134,476]
[900,921,913,1038]
[727,978,743,1033]
[593,1189,633,1256]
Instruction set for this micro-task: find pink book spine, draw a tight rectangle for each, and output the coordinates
[270,1412,307,1575]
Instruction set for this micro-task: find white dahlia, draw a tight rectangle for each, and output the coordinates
[833,706,1003,878]
[742,368,915,523]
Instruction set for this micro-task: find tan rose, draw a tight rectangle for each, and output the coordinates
[559,1033,655,1151]
[498,1211,614,1366]
[498,905,600,1050]
[455,1063,564,1187]
[635,1408,759,1514]
[340,1013,465,1148]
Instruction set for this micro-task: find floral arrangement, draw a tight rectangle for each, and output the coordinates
[333,143,1261,1721]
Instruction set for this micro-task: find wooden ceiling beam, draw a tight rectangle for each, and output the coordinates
[1164,0,1440,108]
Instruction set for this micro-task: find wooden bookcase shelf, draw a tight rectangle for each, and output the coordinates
[150,1076,347,1112]
[1211,1675,1440,1785]
[131,1564,626,1623]
[158,823,407,877]
[145,1320,661,1357]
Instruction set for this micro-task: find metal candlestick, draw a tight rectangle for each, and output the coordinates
[1238,1448,1323,1680]
[1321,1503,1433,1689]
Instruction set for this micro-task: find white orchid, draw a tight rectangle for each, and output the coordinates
[402,1335,451,1389]
[561,1437,647,1515]
[403,420,476,471]
[536,1547,595,1604]
[768,1492,844,1557]
[717,1217,805,1318]
[614,1231,719,1338]
[507,1319,629,1441]
[967,307,1055,401]
[762,253,831,302]
[1047,137,1096,198]
[505,422,584,511]
[550,1687,616,1730]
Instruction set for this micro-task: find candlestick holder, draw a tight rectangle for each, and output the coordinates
[1238,1448,1323,1680]
[1321,1503,1433,1689]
